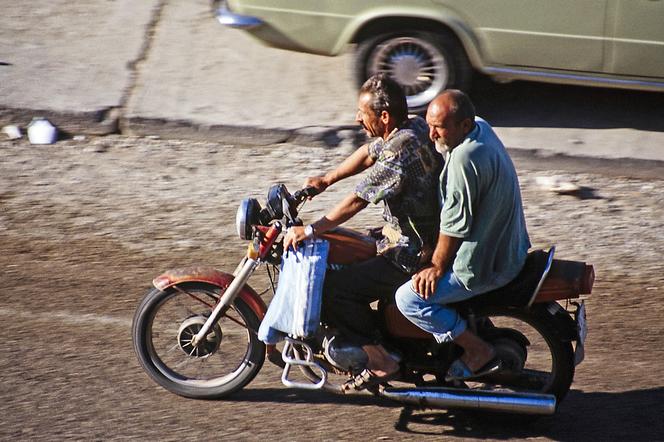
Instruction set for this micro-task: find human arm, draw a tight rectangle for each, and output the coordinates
[411,233,461,299]
[305,143,375,193]
[412,151,478,298]
[282,193,369,251]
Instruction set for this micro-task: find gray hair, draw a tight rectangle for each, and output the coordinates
[359,74,408,123]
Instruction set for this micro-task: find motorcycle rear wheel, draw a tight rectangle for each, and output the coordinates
[468,305,575,403]
[132,282,265,399]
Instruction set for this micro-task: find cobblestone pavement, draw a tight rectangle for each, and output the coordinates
[1,136,663,440]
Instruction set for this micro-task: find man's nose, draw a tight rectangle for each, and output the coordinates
[429,127,438,141]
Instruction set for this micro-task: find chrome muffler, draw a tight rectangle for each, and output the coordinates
[380,387,557,415]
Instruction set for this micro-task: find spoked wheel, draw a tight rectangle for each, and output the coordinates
[355,30,472,112]
[132,282,265,399]
[462,306,575,403]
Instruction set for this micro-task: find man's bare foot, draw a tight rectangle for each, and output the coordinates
[362,344,400,377]
[453,329,496,373]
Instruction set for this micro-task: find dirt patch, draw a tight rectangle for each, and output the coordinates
[1,135,663,440]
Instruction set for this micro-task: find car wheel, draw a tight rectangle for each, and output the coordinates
[355,30,472,112]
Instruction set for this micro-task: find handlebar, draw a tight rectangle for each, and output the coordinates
[292,186,321,204]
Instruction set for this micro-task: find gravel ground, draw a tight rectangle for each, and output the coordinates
[1,135,663,440]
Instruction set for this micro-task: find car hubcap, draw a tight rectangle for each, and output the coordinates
[369,36,448,109]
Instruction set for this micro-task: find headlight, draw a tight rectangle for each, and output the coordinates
[236,198,260,240]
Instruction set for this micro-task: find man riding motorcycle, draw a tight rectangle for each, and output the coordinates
[283,74,441,391]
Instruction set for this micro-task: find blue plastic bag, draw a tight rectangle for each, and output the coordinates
[258,238,329,344]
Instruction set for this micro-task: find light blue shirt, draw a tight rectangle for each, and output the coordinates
[439,117,530,291]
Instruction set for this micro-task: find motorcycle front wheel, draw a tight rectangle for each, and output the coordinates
[132,282,265,399]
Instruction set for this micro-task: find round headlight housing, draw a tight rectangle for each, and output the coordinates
[236,198,261,240]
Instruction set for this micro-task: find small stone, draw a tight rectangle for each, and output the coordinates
[2,125,22,140]
[73,135,86,142]
[535,175,581,194]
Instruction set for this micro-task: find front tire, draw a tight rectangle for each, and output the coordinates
[355,30,472,112]
[132,282,265,399]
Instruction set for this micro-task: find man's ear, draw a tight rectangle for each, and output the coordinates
[380,110,391,125]
[461,117,474,134]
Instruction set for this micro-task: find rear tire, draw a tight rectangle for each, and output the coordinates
[132,282,265,399]
[475,305,575,403]
[355,30,472,112]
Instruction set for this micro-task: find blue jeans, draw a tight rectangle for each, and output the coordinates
[395,270,510,343]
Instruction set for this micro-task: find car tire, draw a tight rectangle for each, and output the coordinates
[355,30,472,113]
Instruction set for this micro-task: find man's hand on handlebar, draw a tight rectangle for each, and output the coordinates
[304,176,330,197]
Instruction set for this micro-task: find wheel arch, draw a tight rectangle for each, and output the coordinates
[152,266,268,320]
[343,12,484,70]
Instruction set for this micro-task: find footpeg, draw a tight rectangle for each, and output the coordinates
[281,337,327,389]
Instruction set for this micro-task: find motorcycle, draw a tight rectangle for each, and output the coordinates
[132,184,593,416]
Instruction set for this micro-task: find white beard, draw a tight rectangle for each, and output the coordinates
[434,139,451,154]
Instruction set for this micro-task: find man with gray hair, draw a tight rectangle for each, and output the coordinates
[395,90,531,381]
[284,74,441,391]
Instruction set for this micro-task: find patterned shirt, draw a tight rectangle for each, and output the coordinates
[355,116,441,273]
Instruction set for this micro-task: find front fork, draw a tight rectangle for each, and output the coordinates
[191,222,282,347]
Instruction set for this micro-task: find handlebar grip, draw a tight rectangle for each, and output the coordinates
[302,186,321,198]
[294,186,321,202]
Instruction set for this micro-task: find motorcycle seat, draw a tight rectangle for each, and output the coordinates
[383,250,552,340]
[450,249,551,311]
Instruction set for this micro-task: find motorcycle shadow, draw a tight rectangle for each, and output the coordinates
[394,387,664,440]
[233,387,398,408]
[233,386,664,439]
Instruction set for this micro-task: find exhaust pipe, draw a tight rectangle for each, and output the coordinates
[380,387,557,415]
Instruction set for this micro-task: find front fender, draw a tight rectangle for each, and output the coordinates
[153,266,282,363]
[152,266,268,320]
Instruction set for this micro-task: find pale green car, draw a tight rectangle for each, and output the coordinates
[216,0,664,111]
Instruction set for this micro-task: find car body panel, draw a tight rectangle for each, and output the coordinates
[221,0,664,92]
[606,0,664,78]
[434,0,608,71]
[228,1,479,58]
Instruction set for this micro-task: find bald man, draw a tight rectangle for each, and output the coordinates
[395,90,531,381]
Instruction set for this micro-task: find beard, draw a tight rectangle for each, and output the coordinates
[434,139,451,154]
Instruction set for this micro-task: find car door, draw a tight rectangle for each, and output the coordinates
[439,0,608,72]
[606,0,664,78]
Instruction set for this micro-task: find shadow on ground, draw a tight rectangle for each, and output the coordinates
[396,387,664,440]
[233,387,394,407]
[234,386,664,440]
[469,77,664,133]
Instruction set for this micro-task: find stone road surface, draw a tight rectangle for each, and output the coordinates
[1,135,663,440]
